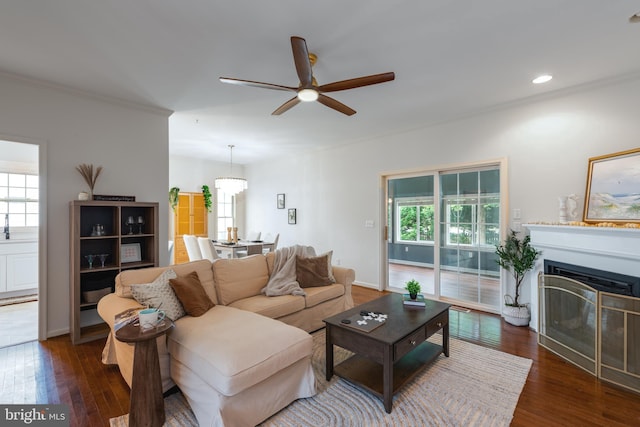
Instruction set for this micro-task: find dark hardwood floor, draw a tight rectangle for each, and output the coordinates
[1,286,639,426]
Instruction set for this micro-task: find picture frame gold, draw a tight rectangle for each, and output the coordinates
[583,147,640,223]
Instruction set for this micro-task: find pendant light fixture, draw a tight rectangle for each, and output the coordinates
[215,145,247,195]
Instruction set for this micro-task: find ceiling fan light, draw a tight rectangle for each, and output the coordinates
[297,88,319,102]
[532,74,553,84]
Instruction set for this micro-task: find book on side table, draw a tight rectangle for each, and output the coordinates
[403,294,426,307]
[114,307,142,331]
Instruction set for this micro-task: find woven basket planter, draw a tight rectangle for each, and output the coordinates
[503,296,530,327]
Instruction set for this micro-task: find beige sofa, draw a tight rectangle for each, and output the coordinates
[97,251,355,426]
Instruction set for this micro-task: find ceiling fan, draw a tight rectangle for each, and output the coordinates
[219,36,395,116]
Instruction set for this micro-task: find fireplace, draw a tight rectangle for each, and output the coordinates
[528,224,640,394]
[543,259,640,297]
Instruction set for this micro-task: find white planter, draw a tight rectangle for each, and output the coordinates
[503,305,530,327]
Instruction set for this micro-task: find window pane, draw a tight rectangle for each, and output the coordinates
[8,174,25,187]
[9,214,25,227]
[0,173,7,185]
[26,188,38,200]
[0,188,7,198]
[480,169,500,194]
[26,214,38,227]
[26,175,39,188]
[459,171,478,195]
[9,187,25,198]
[441,174,458,196]
[9,202,25,214]
[0,202,6,214]
[26,202,39,214]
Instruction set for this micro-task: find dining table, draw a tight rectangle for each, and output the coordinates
[213,240,275,258]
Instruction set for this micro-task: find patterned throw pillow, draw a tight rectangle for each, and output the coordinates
[169,271,215,317]
[130,268,186,321]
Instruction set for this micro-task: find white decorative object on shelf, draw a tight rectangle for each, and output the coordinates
[558,196,568,223]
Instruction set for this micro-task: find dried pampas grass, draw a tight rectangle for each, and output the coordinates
[76,163,102,194]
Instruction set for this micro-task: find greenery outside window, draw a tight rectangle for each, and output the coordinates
[0,172,39,227]
[396,197,435,243]
[444,195,499,247]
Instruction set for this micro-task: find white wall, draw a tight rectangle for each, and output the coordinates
[169,155,246,240]
[244,76,640,304]
[0,73,171,337]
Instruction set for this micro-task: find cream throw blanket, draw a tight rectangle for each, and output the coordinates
[261,245,316,296]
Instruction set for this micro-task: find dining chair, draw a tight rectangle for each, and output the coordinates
[183,234,203,262]
[236,243,263,258]
[262,233,280,254]
[197,237,220,261]
[245,230,261,241]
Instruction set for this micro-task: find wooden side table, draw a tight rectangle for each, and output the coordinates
[116,318,174,427]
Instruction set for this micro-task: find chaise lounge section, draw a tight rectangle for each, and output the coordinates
[97,249,355,426]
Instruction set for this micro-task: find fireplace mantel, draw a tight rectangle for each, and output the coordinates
[524,224,640,331]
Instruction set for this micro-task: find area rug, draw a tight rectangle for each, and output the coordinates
[110,330,532,427]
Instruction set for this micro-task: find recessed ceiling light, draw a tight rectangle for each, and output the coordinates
[532,74,553,84]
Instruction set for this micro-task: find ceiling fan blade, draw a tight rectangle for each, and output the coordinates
[318,72,395,93]
[272,97,301,115]
[291,36,313,88]
[219,77,296,92]
[317,94,356,116]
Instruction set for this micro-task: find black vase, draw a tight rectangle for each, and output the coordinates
[409,292,418,300]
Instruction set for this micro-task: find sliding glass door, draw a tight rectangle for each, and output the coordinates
[439,168,501,308]
[386,175,436,296]
[385,164,502,312]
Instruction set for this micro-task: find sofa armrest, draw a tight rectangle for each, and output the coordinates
[97,293,145,330]
[331,266,355,308]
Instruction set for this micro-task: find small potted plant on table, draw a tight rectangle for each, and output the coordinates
[495,229,541,326]
[405,279,421,300]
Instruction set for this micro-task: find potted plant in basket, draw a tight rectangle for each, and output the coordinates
[405,279,421,300]
[495,229,541,326]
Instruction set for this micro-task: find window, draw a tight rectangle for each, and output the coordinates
[216,189,233,240]
[443,196,499,246]
[396,197,435,243]
[0,172,39,227]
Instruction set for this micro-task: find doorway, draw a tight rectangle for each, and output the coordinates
[0,139,40,348]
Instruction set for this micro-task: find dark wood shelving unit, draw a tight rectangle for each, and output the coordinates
[69,200,159,344]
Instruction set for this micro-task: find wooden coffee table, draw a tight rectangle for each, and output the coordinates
[324,293,450,413]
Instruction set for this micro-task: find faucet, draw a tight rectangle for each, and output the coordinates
[4,213,9,240]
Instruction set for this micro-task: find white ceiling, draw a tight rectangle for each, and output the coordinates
[1,1,639,164]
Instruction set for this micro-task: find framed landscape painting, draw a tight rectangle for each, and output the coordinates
[583,147,640,223]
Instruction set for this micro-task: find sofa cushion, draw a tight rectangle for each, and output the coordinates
[228,294,305,319]
[296,254,335,288]
[302,283,345,308]
[213,255,269,305]
[130,269,186,321]
[168,305,312,397]
[169,271,215,317]
[116,260,217,304]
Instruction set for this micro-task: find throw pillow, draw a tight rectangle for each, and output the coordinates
[318,250,336,282]
[169,271,215,317]
[130,268,186,321]
[296,254,335,288]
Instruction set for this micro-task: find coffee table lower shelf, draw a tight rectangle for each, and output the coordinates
[333,340,443,399]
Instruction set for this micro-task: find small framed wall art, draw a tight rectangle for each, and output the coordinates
[288,208,297,225]
[277,193,285,209]
[121,243,142,263]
